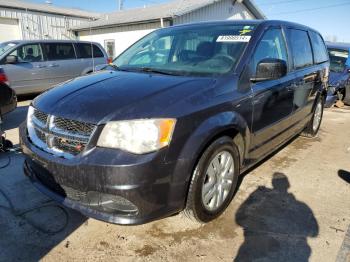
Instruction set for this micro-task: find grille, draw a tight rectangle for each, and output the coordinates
[28,108,96,158]
[54,117,95,136]
[33,110,48,125]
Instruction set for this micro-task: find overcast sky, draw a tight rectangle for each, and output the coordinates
[27,0,350,42]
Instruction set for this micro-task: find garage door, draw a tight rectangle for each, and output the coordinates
[0,17,20,42]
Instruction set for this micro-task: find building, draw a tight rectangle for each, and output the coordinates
[0,0,99,42]
[73,0,265,58]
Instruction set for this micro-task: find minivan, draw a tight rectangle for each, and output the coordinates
[0,40,109,95]
[21,20,329,225]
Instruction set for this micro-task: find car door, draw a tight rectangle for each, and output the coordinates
[2,43,49,94]
[248,27,295,159]
[41,42,81,86]
[286,29,319,122]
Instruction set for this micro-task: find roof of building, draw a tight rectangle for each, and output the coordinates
[72,0,265,31]
[0,0,100,18]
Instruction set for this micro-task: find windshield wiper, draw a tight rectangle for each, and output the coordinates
[135,67,178,76]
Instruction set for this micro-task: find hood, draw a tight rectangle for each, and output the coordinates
[33,70,217,124]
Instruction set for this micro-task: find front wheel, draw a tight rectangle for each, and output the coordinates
[301,96,324,138]
[182,136,240,223]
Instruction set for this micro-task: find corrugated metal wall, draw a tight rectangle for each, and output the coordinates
[174,0,254,24]
[0,7,90,40]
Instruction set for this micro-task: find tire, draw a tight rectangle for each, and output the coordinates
[301,96,324,138]
[182,136,240,223]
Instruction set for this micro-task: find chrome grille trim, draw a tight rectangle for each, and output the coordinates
[28,108,96,159]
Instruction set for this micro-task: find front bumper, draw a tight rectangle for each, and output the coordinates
[20,123,188,225]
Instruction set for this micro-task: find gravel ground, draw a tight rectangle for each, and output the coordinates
[0,101,349,262]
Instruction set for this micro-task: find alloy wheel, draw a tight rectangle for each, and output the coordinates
[201,150,234,211]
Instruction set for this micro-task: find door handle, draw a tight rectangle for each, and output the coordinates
[48,64,59,67]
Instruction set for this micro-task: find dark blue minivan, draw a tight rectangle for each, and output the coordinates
[20,20,329,225]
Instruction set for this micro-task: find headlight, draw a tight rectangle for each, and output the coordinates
[97,119,176,154]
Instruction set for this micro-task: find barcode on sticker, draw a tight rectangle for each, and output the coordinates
[217,35,251,42]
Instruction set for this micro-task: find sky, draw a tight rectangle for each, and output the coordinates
[27,0,350,42]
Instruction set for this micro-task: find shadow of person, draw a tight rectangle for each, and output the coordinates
[234,173,318,262]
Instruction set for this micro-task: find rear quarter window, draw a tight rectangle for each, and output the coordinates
[309,31,328,64]
[42,43,76,60]
[75,43,104,58]
[287,29,313,70]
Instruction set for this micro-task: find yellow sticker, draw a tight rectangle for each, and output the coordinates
[239,29,252,35]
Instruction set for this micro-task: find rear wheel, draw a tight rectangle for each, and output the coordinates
[301,96,324,138]
[182,136,240,223]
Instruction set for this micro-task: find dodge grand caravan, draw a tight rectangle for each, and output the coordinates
[20,20,329,225]
[0,40,108,95]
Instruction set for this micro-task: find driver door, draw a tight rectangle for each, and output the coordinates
[249,27,295,159]
[3,43,49,95]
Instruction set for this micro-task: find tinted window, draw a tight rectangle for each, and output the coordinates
[76,43,104,58]
[9,44,43,62]
[309,31,328,64]
[288,29,313,69]
[42,43,75,60]
[328,48,349,73]
[252,28,288,74]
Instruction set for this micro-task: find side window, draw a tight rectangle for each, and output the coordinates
[42,43,76,60]
[287,29,313,69]
[309,31,328,64]
[252,28,288,74]
[92,45,104,58]
[76,43,104,59]
[9,44,43,62]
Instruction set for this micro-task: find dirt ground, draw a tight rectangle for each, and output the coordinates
[0,101,349,262]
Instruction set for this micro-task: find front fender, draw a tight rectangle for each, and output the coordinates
[168,111,251,185]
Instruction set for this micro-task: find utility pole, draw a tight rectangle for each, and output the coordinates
[117,0,124,11]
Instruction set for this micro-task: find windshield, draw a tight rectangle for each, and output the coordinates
[328,48,349,73]
[0,42,18,57]
[113,24,255,76]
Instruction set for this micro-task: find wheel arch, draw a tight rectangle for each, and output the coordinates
[170,111,251,185]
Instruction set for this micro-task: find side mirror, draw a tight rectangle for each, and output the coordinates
[5,55,18,64]
[251,58,287,82]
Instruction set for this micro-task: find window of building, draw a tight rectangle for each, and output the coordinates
[104,40,115,59]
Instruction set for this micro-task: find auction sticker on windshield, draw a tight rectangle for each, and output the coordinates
[217,35,251,42]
